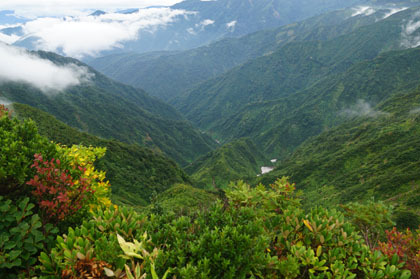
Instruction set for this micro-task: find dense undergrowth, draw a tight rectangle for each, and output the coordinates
[1,104,420,278]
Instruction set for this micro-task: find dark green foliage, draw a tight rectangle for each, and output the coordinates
[341,200,395,249]
[185,138,268,189]
[0,107,57,197]
[259,87,420,227]
[38,206,143,278]
[0,51,216,166]
[13,103,191,206]
[0,197,57,278]
[394,211,420,230]
[147,183,217,215]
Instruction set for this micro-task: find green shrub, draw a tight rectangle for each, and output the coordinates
[38,206,143,278]
[341,199,395,249]
[0,196,57,278]
[0,106,57,197]
[39,178,412,279]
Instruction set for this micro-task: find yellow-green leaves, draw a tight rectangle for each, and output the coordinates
[117,233,145,260]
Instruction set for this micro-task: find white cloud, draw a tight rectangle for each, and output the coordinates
[0,43,92,92]
[16,8,191,58]
[383,7,408,19]
[0,32,20,44]
[341,100,388,118]
[352,6,376,17]
[186,27,196,35]
[0,1,184,17]
[401,11,420,48]
[0,97,12,105]
[226,20,236,32]
[197,19,214,27]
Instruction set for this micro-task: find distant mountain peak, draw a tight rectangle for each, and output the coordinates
[90,10,106,16]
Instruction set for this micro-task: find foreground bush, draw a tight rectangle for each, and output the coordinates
[0,105,57,197]
[379,227,420,278]
[39,178,412,278]
[0,197,57,278]
[0,105,112,277]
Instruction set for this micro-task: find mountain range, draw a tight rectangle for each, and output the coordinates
[0,50,216,166]
[3,0,409,59]
[89,4,406,101]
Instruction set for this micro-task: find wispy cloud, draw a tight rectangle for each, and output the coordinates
[13,8,191,58]
[195,19,215,30]
[383,7,408,19]
[0,43,92,92]
[410,107,420,114]
[0,32,20,44]
[352,6,376,17]
[226,20,237,32]
[341,100,389,118]
[0,97,12,105]
[401,11,420,48]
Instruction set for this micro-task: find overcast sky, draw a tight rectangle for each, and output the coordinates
[0,0,184,17]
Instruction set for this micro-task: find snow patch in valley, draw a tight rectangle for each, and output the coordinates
[261,166,274,175]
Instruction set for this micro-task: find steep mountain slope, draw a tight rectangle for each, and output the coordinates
[257,88,420,227]
[184,138,268,188]
[13,103,190,207]
[89,6,393,100]
[213,46,420,160]
[175,7,415,132]
[0,50,216,165]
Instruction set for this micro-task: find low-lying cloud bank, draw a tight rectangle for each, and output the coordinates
[0,0,183,17]
[341,100,389,118]
[7,8,192,58]
[0,43,92,92]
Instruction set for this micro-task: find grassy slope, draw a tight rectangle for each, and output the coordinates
[13,103,191,207]
[185,138,269,188]
[147,184,218,215]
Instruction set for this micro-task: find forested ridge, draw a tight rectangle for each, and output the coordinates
[2,0,420,278]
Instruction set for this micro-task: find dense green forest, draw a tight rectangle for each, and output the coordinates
[0,51,216,166]
[12,103,190,206]
[175,7,411,133]
[258,87,420,228]
[2,0,420,278]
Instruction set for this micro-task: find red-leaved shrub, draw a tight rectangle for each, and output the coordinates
[378,227,420,278]
[27,153,94,223]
